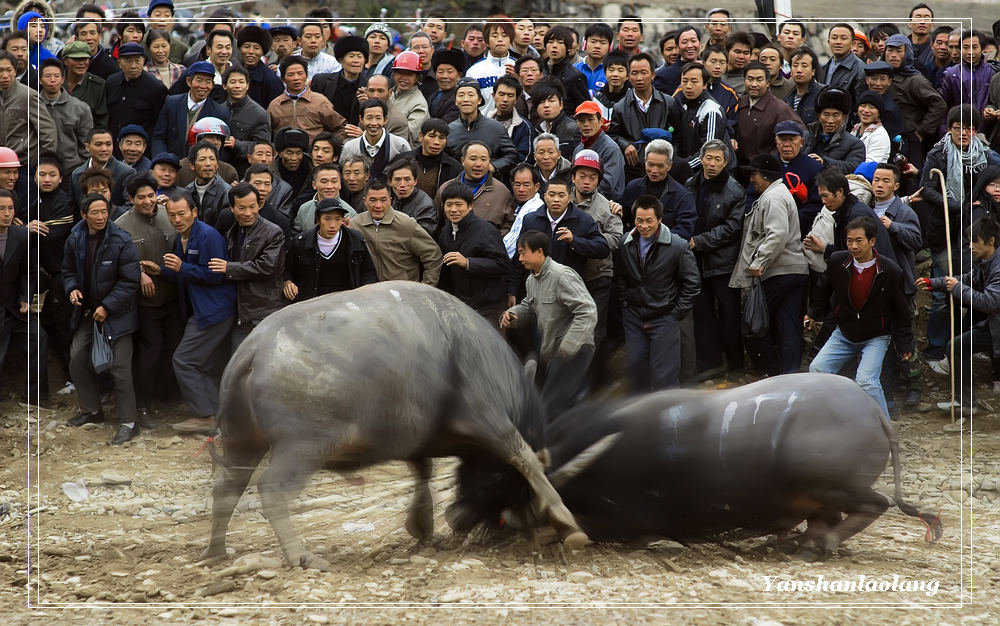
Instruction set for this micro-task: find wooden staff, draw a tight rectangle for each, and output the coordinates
[928,168,955,424]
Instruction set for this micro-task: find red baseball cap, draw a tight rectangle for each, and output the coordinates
[574,100,604,119]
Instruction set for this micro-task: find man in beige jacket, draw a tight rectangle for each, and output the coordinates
[349,179,442,285]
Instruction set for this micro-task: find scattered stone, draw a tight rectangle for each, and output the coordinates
[198,580,238,597]
[41,546,72,556]
[567,571,594,583]
[307,616,330,624]
[81,423,101,431]
[708,568,729,578]
[218,608,240,617]
[99,470,131,486]
[408,555,428,565]
[169,436,184,445]
[981,479,998,492]
[461,558,485,568]
[439,589,469,602]
[231,553,282,574]
[256,569,278,579]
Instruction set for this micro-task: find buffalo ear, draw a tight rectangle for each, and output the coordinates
[536,448,551,469]
[524,359,538,382]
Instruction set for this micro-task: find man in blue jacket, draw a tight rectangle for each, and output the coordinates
[63,193,141,444]
[161,188,236,435]
[151,61,230,160]
[510,176,610,297]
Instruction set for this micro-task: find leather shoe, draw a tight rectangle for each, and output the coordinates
[111,423,138,445]
[904,386,922,408]
[67,411,105,427]
[136,408,158,430]
[172,416,214,434]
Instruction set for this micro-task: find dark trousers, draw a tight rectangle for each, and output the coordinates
[623,307,681,391]
[541,344,594,422]
[694,274,744,373]
[40,273,74,380]
[0,310,49,399]
[173,315,235,418]
[134,304,183,408]
[69,323,137,422]
[744,273,807,376]
[585,275,613,384]
[953,323,998,405]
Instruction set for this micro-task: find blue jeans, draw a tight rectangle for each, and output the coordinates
[809,328,891,417]
[623,307,680,391]
[924,247,966,360]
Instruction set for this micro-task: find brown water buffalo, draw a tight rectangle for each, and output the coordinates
[537,374,942,559]
[201,281,587,570]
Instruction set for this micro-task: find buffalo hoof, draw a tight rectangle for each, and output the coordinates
[199,545,227,562]
[295,552,332,572]
[405,509,433,542]
[562,530,590,550]
[793,546,830,562]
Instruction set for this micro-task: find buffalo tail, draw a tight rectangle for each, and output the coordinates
[881,410,944,544]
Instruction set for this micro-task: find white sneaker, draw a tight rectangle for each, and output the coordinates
[56,381,75,395]
[992,381,1000,395]
[927,358,950,375]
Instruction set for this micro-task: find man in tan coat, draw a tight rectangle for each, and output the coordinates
[433,141,513,235]
[268,56,347,143]
[349,179,442,285]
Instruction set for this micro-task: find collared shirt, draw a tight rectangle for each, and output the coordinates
[546,210,566,232]
[363,129,387,157]
[299,50,342,80]
[634,91,651,113]
[187,94,204,112]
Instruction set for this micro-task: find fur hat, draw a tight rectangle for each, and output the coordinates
[237,25,272,53]
[431,48,466,74]
[816,88,852,115]
[274,127,310,152]
[333,35,368,61]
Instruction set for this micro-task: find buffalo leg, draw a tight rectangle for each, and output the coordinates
[820,489,890,555]
[201,442,266,560]
[406,459,434,541]
[257,448,331,571]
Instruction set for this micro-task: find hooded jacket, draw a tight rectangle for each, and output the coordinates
[885,34,947,140]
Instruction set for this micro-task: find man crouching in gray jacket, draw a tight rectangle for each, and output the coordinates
[502,230,597,422]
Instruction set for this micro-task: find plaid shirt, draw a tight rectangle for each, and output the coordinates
[145,61,186,87]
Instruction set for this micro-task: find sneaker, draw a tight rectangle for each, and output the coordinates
[992,381,1000,395]
[56,381,75,396]
[172,416,214,434]
[927,358,950,375]
[936,401,973,413]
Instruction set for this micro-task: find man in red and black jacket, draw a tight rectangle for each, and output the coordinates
[805,215,913,418]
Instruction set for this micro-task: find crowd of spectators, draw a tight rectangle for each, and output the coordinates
[1,2,999,445]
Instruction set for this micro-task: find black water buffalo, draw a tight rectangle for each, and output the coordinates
[537,374,942,559]
[202,281,587,570]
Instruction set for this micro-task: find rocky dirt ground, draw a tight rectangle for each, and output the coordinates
[0,360,997,624]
